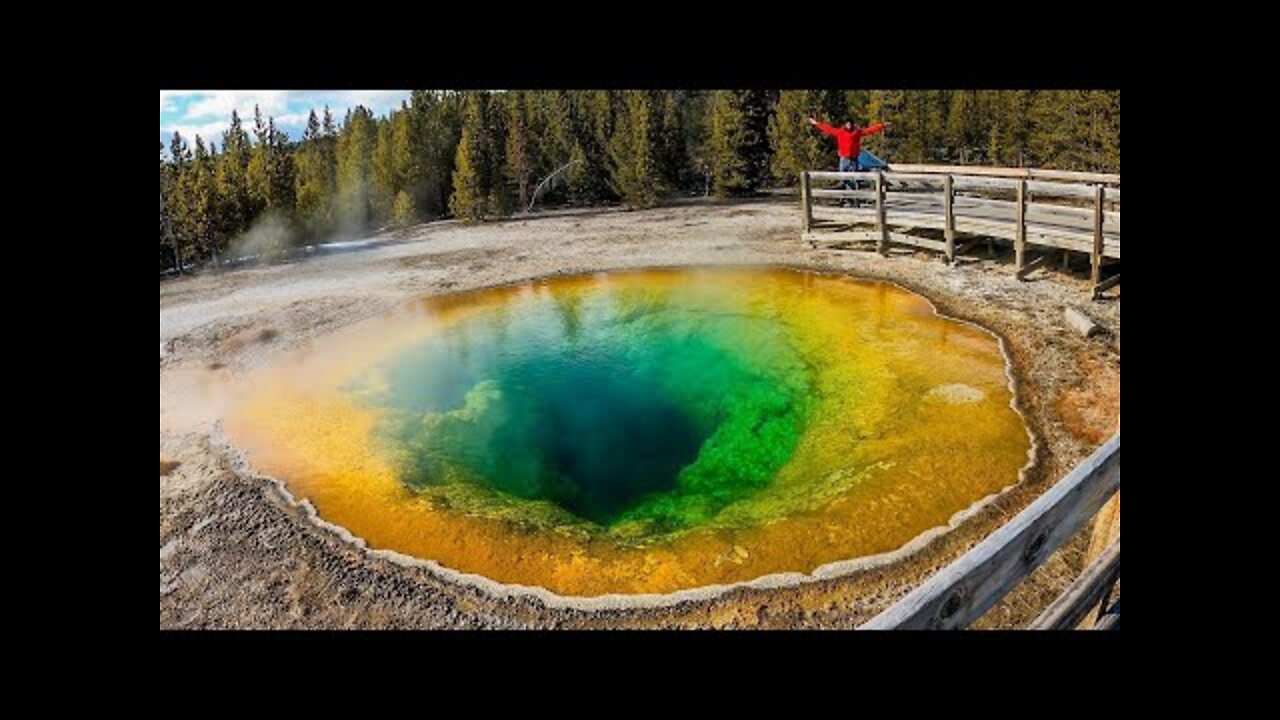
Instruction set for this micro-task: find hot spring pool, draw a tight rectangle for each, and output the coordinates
[224,268,1032,597]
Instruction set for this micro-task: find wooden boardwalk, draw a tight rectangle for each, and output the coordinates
[799,164,1120,298]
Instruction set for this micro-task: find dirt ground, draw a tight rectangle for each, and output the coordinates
[159,197,1120,629]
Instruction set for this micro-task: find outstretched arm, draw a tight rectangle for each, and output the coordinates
[859,121,887,137]
[809,117,839,137]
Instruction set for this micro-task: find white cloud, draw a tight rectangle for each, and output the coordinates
[162,121,231,148]
[185,90,291,121]
[337,90,409,113]
[274,111,314,127]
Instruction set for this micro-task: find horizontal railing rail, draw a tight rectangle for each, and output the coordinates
[887,163,1119,186]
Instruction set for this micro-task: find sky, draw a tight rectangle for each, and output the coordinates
[160,90,411,155]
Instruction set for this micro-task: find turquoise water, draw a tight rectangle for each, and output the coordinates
[351,283,813,530]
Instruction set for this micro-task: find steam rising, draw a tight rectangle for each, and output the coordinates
[228,210,296,263]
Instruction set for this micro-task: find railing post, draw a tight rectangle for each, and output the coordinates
[1091,185,1105,286]
[876,170,887,255]
[1015,179,1027,276]
[800,171,812,234]
[943,174,955,263]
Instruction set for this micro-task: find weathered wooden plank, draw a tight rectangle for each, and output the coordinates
[810,189,879,200]
[809,170,881,182]
[1026,169,1122,185]
[881,172,948,184]
[876,171,888,255]
[953,195,1019,211]
[888,232,948,252]
[1029,538,1120,630]
[861,433,1121,630]
[1093,273,1121,297]
[1017,254,1048,280]
[890,163,1120,185]
[804,230,949,254]
[803,230,882,245]
[952,175,1021,191]
[1016,179,1027,274]
[944,174,956,263]
[1065,307,1102,337]
[1026,202,1101,222]
[1021,232,1098,255]
[1027,180,1106,199]
[1093,600,1121,631]
[954,218,1019,241]
[810,211,878,229]
[800,172,812,233]
[1092,186,1105,285]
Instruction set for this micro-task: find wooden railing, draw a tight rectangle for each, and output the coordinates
[861,433,1120,630]
[799,165,1120,298]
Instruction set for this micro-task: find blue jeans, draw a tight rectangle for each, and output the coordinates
[838,156,862,190]
[838,156,862,205]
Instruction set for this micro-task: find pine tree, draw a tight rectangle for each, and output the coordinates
[843,90,870,126]
[1080,91,1120,172]
[216,110,252,237]
[866,90,905,159]
[410,90,464,218]
[1101,91,1120,172]
[164,133,191,272]
[161,141,177,272]
[658,91,687,191]
[564,90,615,203]
[322,106,337,137]
[449,93,489,221]
[268,119,295,215]
[946,90,978,162]
[769,90,827,185]
[318,105,340,225]
[172,148,194,265]
[682,92,713,195]
[483,92,511,217]
[295,110,335,237]
[336,105,377,231]
[709,90,771,196]
[504,91,533,210]
[893,91,946,163]
[537,91,575,174]
[391,105,417,223]
[246,105,271,215]
[996,90,1032,166]
[1028,91,1077,169]
[393,190,415,227]
[371,117,397,224]
[179,135,219,266]
[606,90,663,208]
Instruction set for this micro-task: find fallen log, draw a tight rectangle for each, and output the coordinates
[1065,307,1102,338]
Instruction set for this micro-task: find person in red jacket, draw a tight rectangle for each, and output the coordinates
[809,117,887,205]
